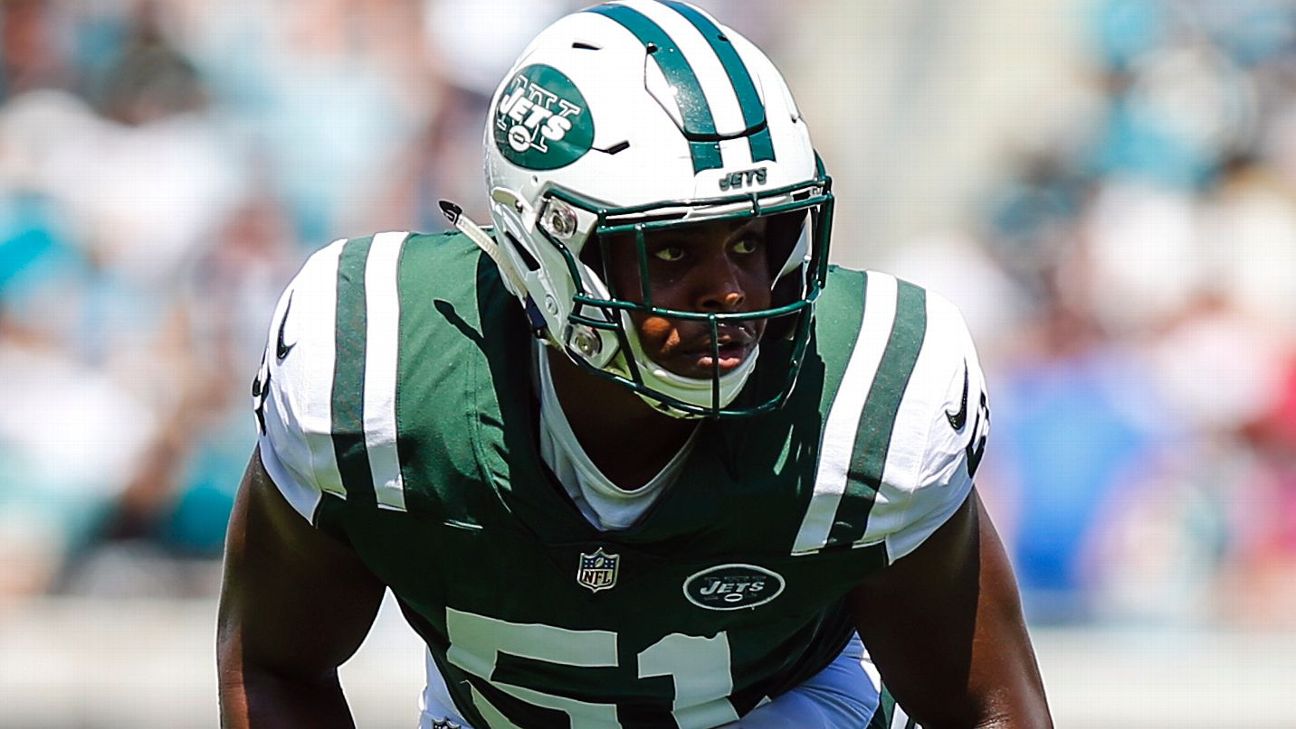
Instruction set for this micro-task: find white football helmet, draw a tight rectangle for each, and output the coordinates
[475,0,834,418]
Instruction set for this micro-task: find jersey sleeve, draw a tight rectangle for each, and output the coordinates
[791,273,990,561]
[870,290,989,563]
[252,239,350,524]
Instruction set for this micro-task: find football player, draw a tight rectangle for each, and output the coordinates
[218,2,1052,727]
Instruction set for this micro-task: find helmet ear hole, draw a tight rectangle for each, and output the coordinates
[579,233,609,288]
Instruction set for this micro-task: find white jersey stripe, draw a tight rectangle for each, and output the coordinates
[303,239,346,499]
[363,231,411,512]
[792,273,899,555]
[852,296,943,552]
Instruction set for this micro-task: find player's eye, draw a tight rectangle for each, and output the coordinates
[731,237,761,255]
[653,246,686,262]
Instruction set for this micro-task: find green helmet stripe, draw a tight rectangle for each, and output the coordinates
[585,4,723,174]
[826,279,927,550]
[331,235,377,507]
[660,0,776,163]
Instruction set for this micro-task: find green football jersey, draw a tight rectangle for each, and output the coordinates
[253,231,988,728]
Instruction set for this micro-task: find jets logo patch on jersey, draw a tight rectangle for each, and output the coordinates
[494,64,595,170]
[683,564,785,611]
[576,548,619,593]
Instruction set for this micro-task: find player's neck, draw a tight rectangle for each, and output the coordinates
[545,348,697,490]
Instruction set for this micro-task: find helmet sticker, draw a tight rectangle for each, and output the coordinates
[493,64,595,170]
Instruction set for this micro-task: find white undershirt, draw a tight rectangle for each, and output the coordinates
[535,344,699,531]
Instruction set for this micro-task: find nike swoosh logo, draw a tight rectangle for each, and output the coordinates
[276,292,296,361]
[946,361,969,430]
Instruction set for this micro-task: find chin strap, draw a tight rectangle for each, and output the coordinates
[438,200,529,298]
[439,199,555,343]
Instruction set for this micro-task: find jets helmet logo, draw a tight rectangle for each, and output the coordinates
[576,548,619,593]
[494,64,595,170]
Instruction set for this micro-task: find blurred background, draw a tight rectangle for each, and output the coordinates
[0,0,1293,726]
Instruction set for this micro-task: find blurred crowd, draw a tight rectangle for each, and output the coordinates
[886,0,1296,627]
[0,0,1293,629]
[0,0,524,599]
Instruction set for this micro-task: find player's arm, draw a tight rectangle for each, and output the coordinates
[217,448,386,729]
[849,489,1050,728]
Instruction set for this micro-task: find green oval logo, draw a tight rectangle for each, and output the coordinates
[683,564,785,611]
[493,64,595,170]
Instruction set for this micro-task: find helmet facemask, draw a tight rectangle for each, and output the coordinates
[531,176,834,418]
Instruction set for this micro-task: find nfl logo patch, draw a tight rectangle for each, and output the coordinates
[577,548,619,593]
